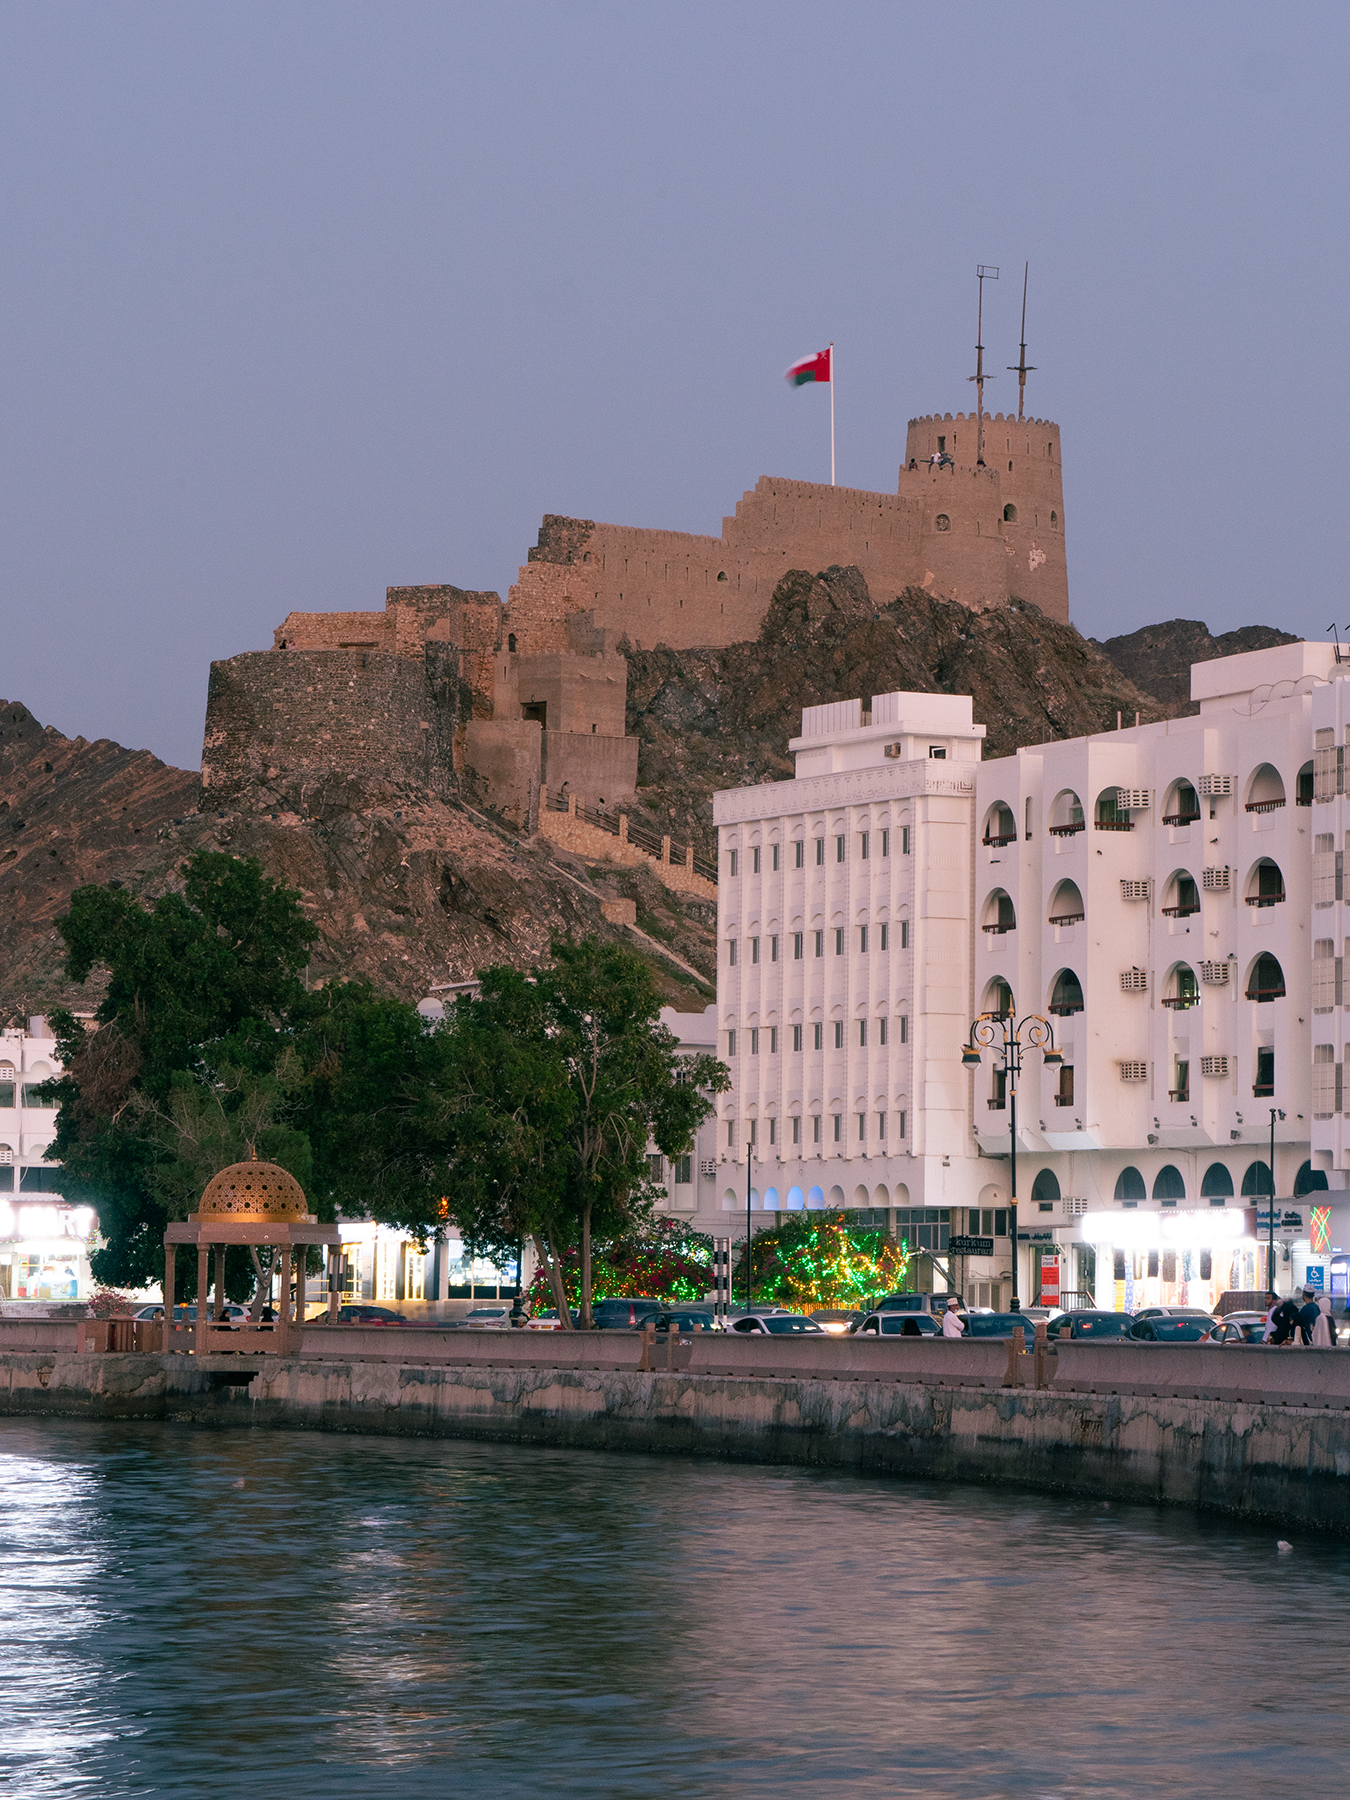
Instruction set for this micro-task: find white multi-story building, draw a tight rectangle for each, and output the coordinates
[712,691,985,1258]
[0,1019,93,1301]
[714,641,1350,1314]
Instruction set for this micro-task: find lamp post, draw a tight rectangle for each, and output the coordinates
[962,1009,1062,1312]
[745,1142,754,1312]
[1268,1106,1285,1295]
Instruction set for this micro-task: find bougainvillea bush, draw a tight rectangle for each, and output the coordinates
[526,1220,713,1309]
[747,1212,910,1310]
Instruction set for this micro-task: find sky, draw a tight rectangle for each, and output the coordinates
[2,1,1348,770]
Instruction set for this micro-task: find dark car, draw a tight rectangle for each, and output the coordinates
[964,1312,1041,1339]
[1127,1316,1215,1342]
[327,1304,408,1325]
[591,1297,667,1330]
[873,1293,940,1315]
[646,1309,718,1334]
[1051,1310,1135,1340]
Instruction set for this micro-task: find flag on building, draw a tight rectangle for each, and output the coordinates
[785,347,831,387]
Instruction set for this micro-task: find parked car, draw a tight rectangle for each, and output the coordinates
[464,1306,512,1328]
[1127,1316,1216,1342]
[1132,1306,1220,1324]
[133,1303,249,1325]
[646,1309,719,1334]
[872,1293,938,1315]
[727,1314,825,1335]
[963,1312,1042,1340]
[810,1309,864,1335]
[591,1298,667,1330]
[1209,1315,1270,1344]
[524,1308,580,1330]
[326,1304,409,1325]
[854,1311,941,1337]
[1050,1310,1135,1340]
[1020,1306,1064,1327]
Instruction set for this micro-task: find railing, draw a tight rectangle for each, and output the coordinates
[982,832,1017,847]
[1245,798,1286,814]
[1048,911,1084,926]
[1253,1081,1275,1096]
[543,790,717,882]
[1161,904,1200,917]
[1162,812,1202,827]
[981,922,1015,934]
[1245,893,1285,907]
[1094,819,1133,831]
[1048,822,1085,837]
[1053,1095,1075,1107]
[987,1098,1006,1111]
[1168,1089,1190,1103]
[1160,994,1200,1010]
[1296,794,1313,806]
[1246,987,1286,1002]
[1048,1002,1083,1016]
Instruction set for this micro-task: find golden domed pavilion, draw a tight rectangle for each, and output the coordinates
[162,1151,342,1355]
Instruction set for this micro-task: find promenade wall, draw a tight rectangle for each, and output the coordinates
[3,1333,1350,1533]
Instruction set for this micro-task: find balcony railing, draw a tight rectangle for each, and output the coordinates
[1161,904,1200,917]
[1253,1081,1275,1096]
[1048,911,1085,926]
[1160,994,1200,1010]
[1162,812,1202,827]
[1244,798,1286,814]
[1094,819,1133,831]
[987,1098,1006,1111]
[1048,822,1085,837]
[1245,893,1285,907]
[1246,987,1286,1002]
[1168,1089,1190,1103]
[982,832,1017,847]
[1048,1002,1084,1016]
[1053,1094,1075,1107]
[981,921,1015,934]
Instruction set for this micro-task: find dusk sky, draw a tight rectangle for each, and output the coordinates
[2,2,1347,770]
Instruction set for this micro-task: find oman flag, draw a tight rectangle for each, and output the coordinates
[785,346,831,387]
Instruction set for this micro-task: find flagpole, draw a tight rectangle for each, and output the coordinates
[829,342,835,486]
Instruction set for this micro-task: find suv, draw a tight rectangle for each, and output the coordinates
[591,1298,666,1330]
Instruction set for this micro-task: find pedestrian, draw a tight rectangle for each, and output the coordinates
[1268,1295,1303,1345]
[1297,1287,1322,1346]
[1312,1296,1338,1348]
[1261,1291,1280,1342]
[942,1297,966,1338]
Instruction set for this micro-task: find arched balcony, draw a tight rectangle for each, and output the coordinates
[1048,969,1084,1016]
[1161,779,1202,826]
[982,977,1014,1020]
[981,890,1016,935]
[1245,763,1286,814]
[1114,1166,1146,1201]
[1244,858,1285,908]
[1297,760,1314,807]
[982,802,1017,847]
[1094,788,1133,831]
[1047,879,1084,926]
[1246,953,1286,1002]
[1161,871,1200,918]
[1160,963,1200,1010]
[1048,790,1085,837]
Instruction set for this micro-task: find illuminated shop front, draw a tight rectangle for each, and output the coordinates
[0,1199,97,1301]
[1077,1208,1260,1313]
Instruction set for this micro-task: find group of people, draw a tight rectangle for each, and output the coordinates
[1263,1289,1339,1345]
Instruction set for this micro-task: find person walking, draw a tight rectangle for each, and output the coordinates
[942,1297,966,1338]
[1297,1287,1323,1346]
[1261,1291,1280,1342]
[1268,1295,1303,1345]
[1312,1296,1338,1348]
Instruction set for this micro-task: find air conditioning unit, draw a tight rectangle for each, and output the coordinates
[1120,969,1148,992]
[1120,879,1150,902]
[699,1158,717,1178]
[1200,961,1229,985]
[1119,1061,1148,1081]
[1202,866,1230,890]
[1199,774,1235,797]
[1200,1056,1229,1077]
[1062,1197,1089,1216]
[883,744,903,759]
[1117,788,1151,810]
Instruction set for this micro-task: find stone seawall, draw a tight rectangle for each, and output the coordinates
[3,1351,1350,1535]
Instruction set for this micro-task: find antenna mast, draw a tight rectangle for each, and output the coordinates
[1007,261,1036,421]
[969,264,998,466]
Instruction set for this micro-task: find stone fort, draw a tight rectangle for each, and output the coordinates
[199,408,1067,827]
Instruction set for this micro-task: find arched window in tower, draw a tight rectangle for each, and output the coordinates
[507,633,517,653]
[1050,510,1059,528]
[1297,760,1314,805]
[1246,953,1286,1002]
[1003,503,1018,523]
[1114,1166,1146,1201]
[1048,969,1084,1016]
[935,514,951,533]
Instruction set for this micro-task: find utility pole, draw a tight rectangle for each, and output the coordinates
[969,264,999,467]
[1007,262,1035,421]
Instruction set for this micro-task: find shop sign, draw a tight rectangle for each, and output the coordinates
[948,1235,994,1255]
[0,1201,95,1242]
[1039,1255,1061,1303]
[1254,1207,1306,1234]
[1017,1229,1058,1243]
[1306,1265,1326,1291]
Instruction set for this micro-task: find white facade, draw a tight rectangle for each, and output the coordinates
[713,642,1350,1311]
[712,691,986,1247]
[0,1020,93,1301]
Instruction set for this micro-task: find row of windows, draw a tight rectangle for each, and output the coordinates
[728,1112,908,1147]
[1024,1161,1326,1203]
[728,828,910,876]
[727,1018,909,1057]
[982,952,1287,1018]
[982,765,1309,845]
[0,1085,55,1109]
[982,860,1285,933]
[727,922,910,964]
[0,1166,62,1193]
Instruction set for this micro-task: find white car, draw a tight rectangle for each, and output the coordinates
[854,1311,941,1337]
[463,1306,512,1329]
[726,1313,825,1335]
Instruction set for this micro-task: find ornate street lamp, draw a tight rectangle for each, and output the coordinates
[961,1010,1062,1312]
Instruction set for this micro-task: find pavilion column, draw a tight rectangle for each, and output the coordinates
[277,1244,292,1355]
[295,1245,306,1330]
[327,1243,340,1323]
[163,1246,176,1353]
[213,1246,226,1325]
[195,1244,210,1355]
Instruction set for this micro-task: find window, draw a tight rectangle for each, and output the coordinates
[0,1084,13,1109]
[860,832,870,859]
[792,1117,801,1144]
[750,1028,759,1055]
[728,939,736,966]
[647,1153,664,1183]
[859,925,868,953]
[929,746,947,760]
[1247,954,1286,1002]
[900,921,909,949]
[748,1120,757,1145]
[900,1017,909,1044]
[793,932,803,959]
[752,847,761,874]
[1003,503,1018,523]
[769,1027,778,1053]
[899,1111,907,1138]
[794,841,804,869]
[859,1020,868,1047]
[727,1030,736,1057]
[813,1023,823,1050]
[833,1114,842,1142]
[1057,1064,1075,1108]
[881,829,890,857]
[857,1114,866,1139]
[812,1116,822,1144]
[1170,1060,1189,1104]
[770,936,778,962]
[877,1112,886,1139]
[836,835,846,862]
[902,827,910,854]
[729,850,738,877]
[19,1167,61,1192]
[979,1208,1010,1238]
[879,1018,888,1046]
[1254,1047,1275,1097]
[834,1021,845,1049]
[727,1121,736,1146]
[751,937,760,964]
[675,1155,692,1185]
[834,928,845,955]
[815,839,825,865]
[793,1025,802,1052]
[21,1086,54,1110]
[771,845,780,872]
[896,1208,950,1251]
[768,1118,776,1145]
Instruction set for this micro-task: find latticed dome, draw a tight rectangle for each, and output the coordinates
[197,1158,312,1221]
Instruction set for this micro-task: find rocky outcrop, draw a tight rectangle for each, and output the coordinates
[1093,619,1300,711]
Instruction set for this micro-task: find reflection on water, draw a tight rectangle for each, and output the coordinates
[0,1419,1345,1798]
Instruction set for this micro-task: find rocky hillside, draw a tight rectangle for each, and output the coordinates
[0,574,1293,1018]
[623,571,1168,854]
